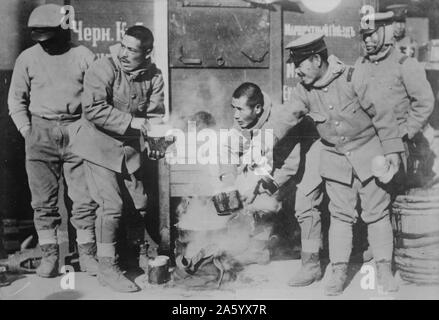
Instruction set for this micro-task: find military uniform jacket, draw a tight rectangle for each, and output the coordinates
[70,44,165,173]
[219,93,310,190]
[270,55,404,185]
[353,46,434,140]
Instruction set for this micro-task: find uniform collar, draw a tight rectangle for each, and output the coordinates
[312,55,345,89]
[364,45,393,63]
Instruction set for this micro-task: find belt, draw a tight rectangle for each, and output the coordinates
[321,139,336,147]
[31,113,81,121]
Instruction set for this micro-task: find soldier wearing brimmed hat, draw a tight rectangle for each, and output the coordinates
[386,4,418,58]
[8,4,98,278]
[353,10,434,188]
[264,33,405,295]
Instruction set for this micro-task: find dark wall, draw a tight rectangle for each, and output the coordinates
[168,0,276,129]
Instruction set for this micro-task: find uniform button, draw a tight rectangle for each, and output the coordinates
[341,136,346,141]
[375,61,378,65]
[335,121,340,126]
[131,94,137,99]
[323,88,328,92]
[346,151,351,156]
[329,105,334,110]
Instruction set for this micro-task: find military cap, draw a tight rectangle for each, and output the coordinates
[285,33,327,67]
[386,4,408,22]
[28,4,65,41]
[360,11,394,34]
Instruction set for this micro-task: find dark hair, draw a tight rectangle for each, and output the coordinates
[232,82,264,109]
[125,25,154,51]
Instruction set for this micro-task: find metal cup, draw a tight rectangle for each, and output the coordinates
[144,121,176,156]
[148,255,170,284]
[212,189,243,216]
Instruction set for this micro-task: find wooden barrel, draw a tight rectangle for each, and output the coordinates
[392,184,439,285]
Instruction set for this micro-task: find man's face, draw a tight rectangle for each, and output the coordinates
[118,35,151,72]
[362,28,383,55]
[393,21,406,39]
[294,55,321,86]
[231,96,260,129]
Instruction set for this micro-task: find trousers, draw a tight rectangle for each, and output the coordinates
[25,116,97,245]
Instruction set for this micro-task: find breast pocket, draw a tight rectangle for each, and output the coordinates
[341,98,372,124]
[113,95,130,112]
[340,99,358,113]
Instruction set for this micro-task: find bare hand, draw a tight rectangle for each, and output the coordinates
[385,153,401,172]
[243,180,270,205]
[379,153,401,183]
[145,143,165,160]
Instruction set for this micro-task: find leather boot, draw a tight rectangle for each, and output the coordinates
[37,244,59,278]
[288,252,322,287]
[97,256,140,292]
[78,243,99,276]
[376,260,399,293]
[324,263,348,296]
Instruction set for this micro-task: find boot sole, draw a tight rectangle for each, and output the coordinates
[324,284,345,296]
[97,274,140,293]
[288,279,319,287]
[36,272,59,278]
[288,273,323,287]
[83,270,98,277]
[325,290,343,296]
[80,265,98,277]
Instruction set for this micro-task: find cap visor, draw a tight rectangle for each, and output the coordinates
[360,28,377,35]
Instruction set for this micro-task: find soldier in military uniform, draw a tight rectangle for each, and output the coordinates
[218,83,323,285]
[70,26,165,292]
[8,4,99,278]
[386,4,419,59]
[353,12,434,189]
[266,33,404,295]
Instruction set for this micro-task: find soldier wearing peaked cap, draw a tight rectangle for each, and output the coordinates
[386,4,419,58]
[264,33,405,295]
[268,34,328,289]
[8,4,99,278]
[353,10,434,189]
[286,33,327,66]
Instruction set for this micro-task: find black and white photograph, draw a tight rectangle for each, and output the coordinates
[1,0,439,304]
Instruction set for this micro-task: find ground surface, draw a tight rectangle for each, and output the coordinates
[1,259,438,300]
